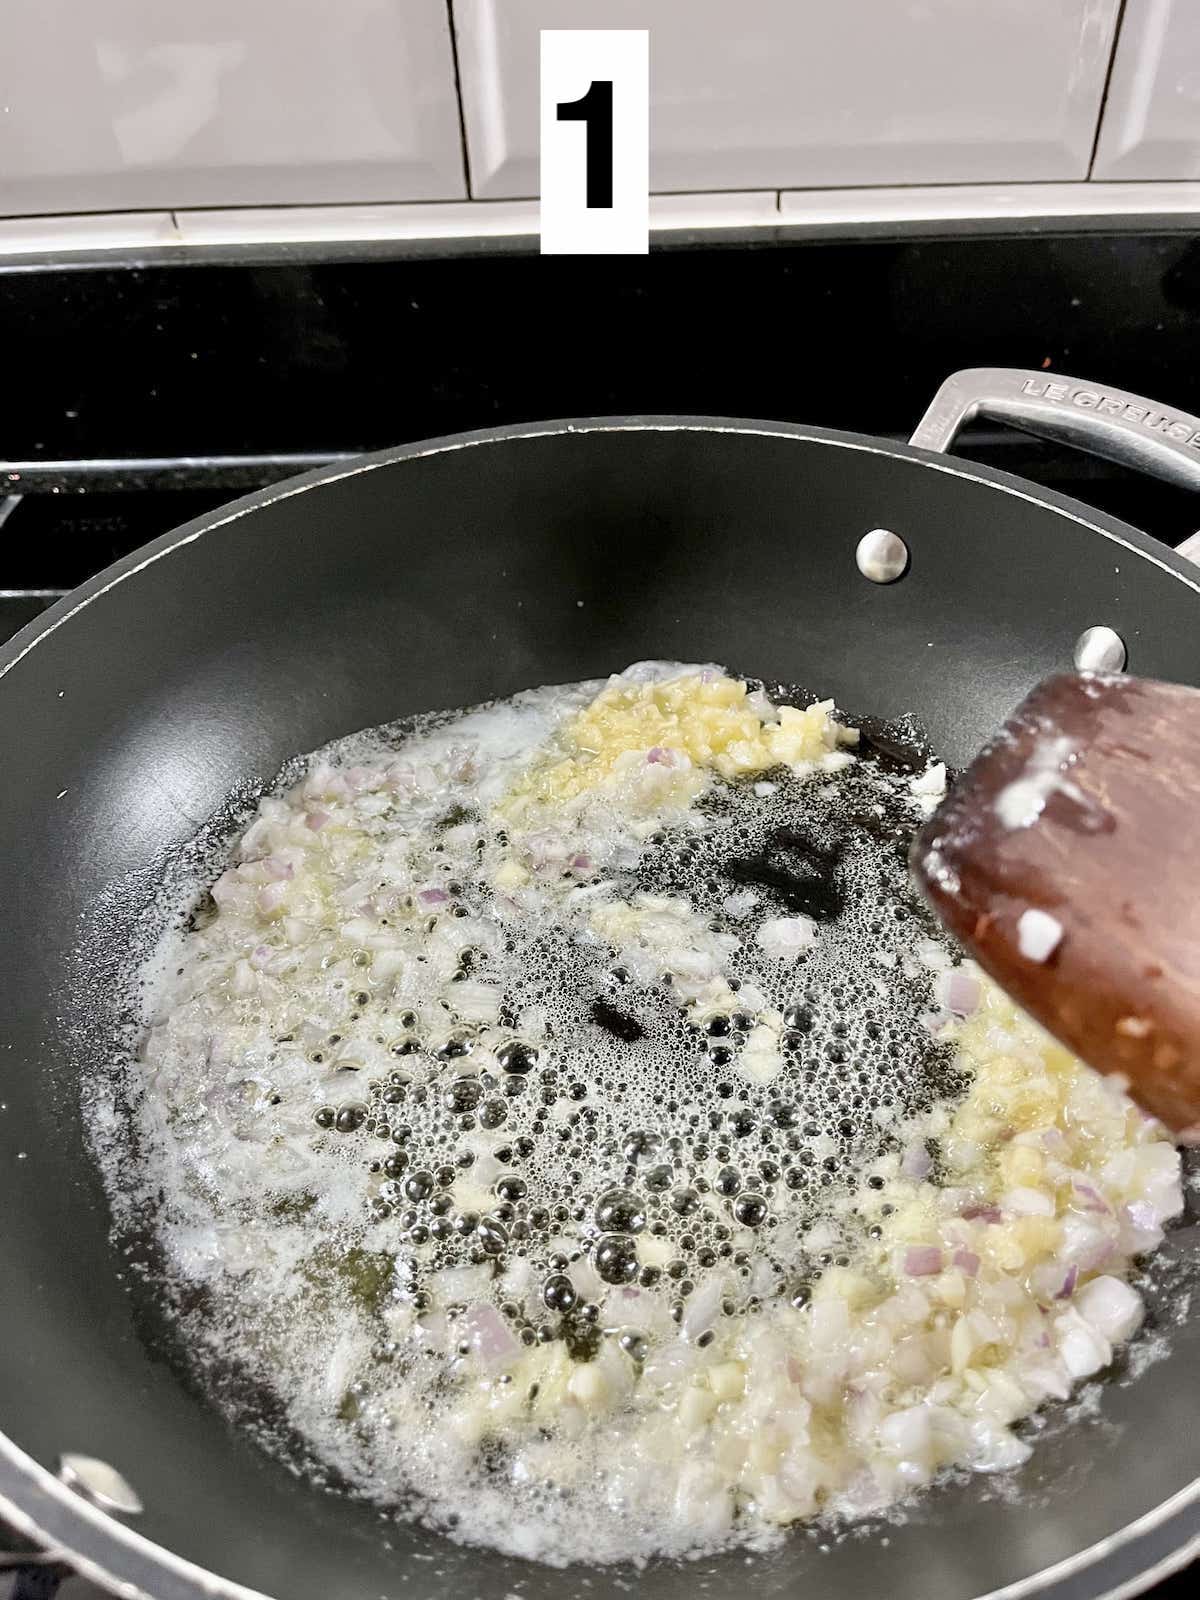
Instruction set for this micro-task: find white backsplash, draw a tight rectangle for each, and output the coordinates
[0,0,1195,222]
[455,0,1122,198]
[1093,0,1200,180]
[0,0,466,215]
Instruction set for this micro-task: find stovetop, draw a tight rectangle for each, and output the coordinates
[2,227,1198,1599]
[5,226,1200,645]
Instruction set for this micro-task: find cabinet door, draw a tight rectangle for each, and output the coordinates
[0,0,466,216]
[1093,1,1200,178]
[454,0,1122,199]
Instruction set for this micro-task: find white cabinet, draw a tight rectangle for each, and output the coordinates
[0,0,466,216]
[1092,1,1200,179]
[454,0,1123,199]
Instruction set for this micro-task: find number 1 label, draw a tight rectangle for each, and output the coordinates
[540,30,648,255]
[556,80,613,209]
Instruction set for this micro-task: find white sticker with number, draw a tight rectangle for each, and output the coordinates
[540,29,649,256]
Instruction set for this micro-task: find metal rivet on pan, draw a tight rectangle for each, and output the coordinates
[1073,625,1127,673]
[855,528,909,584]
[58,1454,144,1518]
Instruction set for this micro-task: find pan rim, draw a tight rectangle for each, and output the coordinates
[3,413,1200,688]
[1,414,1198,1599]
[0,1394,1196,1600]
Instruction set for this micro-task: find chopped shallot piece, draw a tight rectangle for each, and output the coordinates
[910,762,947,797]
[1055,1265,1079,1300]
[901,1245,943,1277]
[756,916,817,959]
[900,1142,933,1180]
[1071,1181,1111,1215]
[1075,1275,1143,1343]
[459,1304,521,1369]
[937,969,981,1018]
[255,881,288,916]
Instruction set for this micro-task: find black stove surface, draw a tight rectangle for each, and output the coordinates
[2,228,1197,1599]
[8,228,1200,455]
[5,227,1200,644]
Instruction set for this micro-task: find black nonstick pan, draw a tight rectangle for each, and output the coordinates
[1,368,1199,1600]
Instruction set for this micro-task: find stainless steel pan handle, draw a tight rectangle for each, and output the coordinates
[911,367,1200,563]
[911,366,1200,491]
[908,366,1200,659]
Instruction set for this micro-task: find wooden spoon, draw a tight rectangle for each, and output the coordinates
[910,671,1200,1138]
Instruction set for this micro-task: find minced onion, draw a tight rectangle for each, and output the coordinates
[121,662,1184,1567]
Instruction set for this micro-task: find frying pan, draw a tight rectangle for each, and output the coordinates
[2,367,1200,1600]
